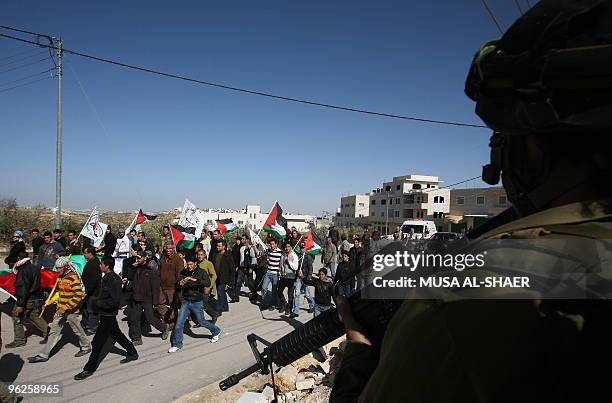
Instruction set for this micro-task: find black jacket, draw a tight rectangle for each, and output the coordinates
[132,262,161,303]
[216,252,236,285]
[5,240,26,264]
[14,261,41,307]
[102,233,117,257]
[122,256,138,281]
[349,246,366,274]
[178,267,211,302]
[231,244,242,270]
[82,257,102,296]
[304,277,334,306]
[299,253,314,279]
[95,271,123,316]
[32,237,44,256]
[335,260,354,283]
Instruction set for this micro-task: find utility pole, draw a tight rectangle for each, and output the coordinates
[54,37,63,229]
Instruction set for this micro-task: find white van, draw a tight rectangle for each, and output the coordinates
[400,220,437,240]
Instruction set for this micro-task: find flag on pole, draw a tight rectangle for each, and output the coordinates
[216,219,238,235]
[263,201,288,239]
[249,228,267,253]
[126,209,157,233]
[178,199,205,238]
[170,224,197,249]
[79,207,108,248]
[303,226,324,255]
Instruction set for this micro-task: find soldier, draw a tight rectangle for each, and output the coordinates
[332,2,612,402]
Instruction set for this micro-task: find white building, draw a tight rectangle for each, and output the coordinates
[335,194,370,227]
[186,205,316,233]
[334,174,451,233]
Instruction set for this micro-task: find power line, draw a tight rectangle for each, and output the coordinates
[0,47,42,62]
[0,75,52,94]
[480,0,504,34]
[0,67,55,86]
[0,27,488,130]
[513,0,524,15]
[0,50,48,67]
[0,57,50,74]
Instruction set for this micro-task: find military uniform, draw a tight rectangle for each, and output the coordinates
[332,198,612,403]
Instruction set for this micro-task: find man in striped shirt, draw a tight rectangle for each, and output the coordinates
[260,239,282,311]
[28,257,91,363]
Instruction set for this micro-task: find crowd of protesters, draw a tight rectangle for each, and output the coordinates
[1,223,381,383]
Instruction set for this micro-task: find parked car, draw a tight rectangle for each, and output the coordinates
[425,232,465,253]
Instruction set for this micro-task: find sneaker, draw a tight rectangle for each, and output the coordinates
[74,348,91,357]
[210,334,220,343]
[168,346,180,353]
[5,341,26,348]
[161,324,170,340]
[132,339,143,346]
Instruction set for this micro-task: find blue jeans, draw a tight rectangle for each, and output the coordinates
[325,263,337,279]
[261,271,279,308]
[314,304,332,317]
[216,283,229,312]
[293,278,314,314]
[171,299,220,348]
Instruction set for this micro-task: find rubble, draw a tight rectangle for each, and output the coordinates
[295,379,315,391]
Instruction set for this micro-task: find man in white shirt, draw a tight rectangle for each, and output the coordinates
[277,242,298,317]
[113,230,131,276]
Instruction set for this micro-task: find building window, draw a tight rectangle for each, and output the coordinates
[396,185,400,190]
[432,212,444,219]
[381,199,387,205]
[499,196,507,205]
[385,185,391,191]
[207,220,212,224]
[403,209,411,218]
[371,200,376,205]
[359,214,364,217]
[358,203,364,207]
[427,184,431,188]
[416,210,424,218]
[352,203,355,207]
[433,196,445,203]
[396,198,401,204]
[404,195,414,204]
[345,214,349,217]
[381,211,385,217]
[413,184,422,190]
[238,221,244,225]
[477,196,485,205]
[389,199,393,205]
[457,197,465,205]
[394,211,400,218]
[416,196,423,203]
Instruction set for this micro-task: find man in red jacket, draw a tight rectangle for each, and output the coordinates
[158,242,183,330]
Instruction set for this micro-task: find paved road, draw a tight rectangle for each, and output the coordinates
[0,294,313,402]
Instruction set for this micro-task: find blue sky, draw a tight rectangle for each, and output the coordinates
[0,1,523,215]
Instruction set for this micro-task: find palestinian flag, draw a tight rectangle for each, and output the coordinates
[216,219,238,235]
[170,224,197,249]
[136,209,157,225]
[263,201,288,239]
[303,228,324,255]
[0,268,16,300]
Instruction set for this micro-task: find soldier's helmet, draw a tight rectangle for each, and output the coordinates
[466,0,612,136]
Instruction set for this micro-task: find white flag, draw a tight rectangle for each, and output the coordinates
[249,228,267,254]
[80,207,108,248]
[178,199,205,237]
